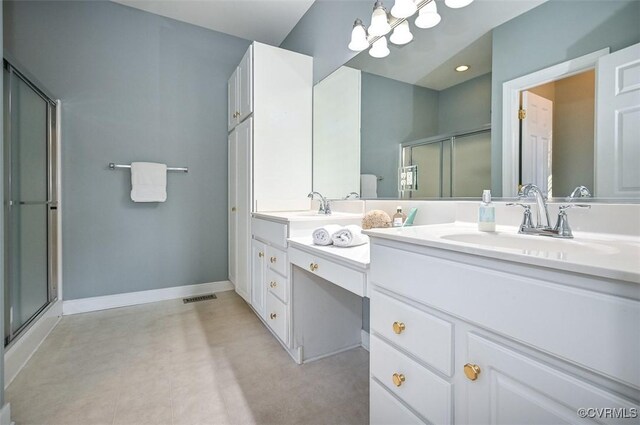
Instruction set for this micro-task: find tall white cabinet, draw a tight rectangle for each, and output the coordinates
[227,42,312,305]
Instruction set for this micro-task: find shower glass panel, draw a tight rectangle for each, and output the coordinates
[411,142,442,198]
[452,131,491,197]
[4,61,57,345]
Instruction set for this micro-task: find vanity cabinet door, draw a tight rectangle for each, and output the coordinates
[228,68,239,132]
[251,239,266,319]
[463,333,637,425]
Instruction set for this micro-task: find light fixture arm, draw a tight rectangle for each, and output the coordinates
[366,0,435,48]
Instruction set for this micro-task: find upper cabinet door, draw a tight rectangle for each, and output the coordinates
[228,68,239,132]
[238,46,253,121]
[595,42,640,197]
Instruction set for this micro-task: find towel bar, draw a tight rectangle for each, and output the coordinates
[108,163,188,173]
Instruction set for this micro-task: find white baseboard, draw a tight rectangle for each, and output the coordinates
[361,329,370,351]
[5,301,63,389]
[0,403,12,425]
[62,280,234,315]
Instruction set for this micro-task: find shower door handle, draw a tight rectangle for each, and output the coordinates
[17,201,55,205]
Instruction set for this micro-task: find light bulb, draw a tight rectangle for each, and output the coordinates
[369,36,390,58]
[391,0,417,19]
[415,0,441,29]
[368,1,391,37]
[348,19,369,51]
[444,0,473,8]
[390,20,413,45]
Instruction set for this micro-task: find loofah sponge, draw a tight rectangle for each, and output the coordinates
[362,210,392,230]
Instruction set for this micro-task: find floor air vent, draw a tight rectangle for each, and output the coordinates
[183,293,217,304]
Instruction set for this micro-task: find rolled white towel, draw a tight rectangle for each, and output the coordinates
[312,224,343,246]
[331,225,370,248]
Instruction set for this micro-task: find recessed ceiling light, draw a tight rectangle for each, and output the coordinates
[455,65,470,72]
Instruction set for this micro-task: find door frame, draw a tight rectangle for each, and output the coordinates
[501,48,609,197]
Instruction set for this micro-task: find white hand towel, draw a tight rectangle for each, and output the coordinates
[130,162,167,202]
[331,225,370,248]
[360,174,378,199]
[312,224,342,246]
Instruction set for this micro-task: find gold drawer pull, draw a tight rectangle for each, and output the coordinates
[270,281,277,288]
[392,321,406,334]
[392,373,405,387]
[270,256,277,264]
[464,363,481,381]
[270,313,277,320]
[258,252,264,258]
[309,262,319,272]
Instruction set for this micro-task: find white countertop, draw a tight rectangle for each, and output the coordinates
[253,211,363,224]
[288,237,370,270]
[364,222,640,283]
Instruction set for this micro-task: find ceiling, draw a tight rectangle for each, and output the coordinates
[346,0,546,90]
[111,0,316,46]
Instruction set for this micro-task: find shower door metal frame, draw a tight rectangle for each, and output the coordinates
[4,59,59,347]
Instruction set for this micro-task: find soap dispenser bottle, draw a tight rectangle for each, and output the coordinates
[392,206,407,227]
[478,190,496,232]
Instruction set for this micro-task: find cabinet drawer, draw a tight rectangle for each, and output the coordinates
[266,245,288,277]
[266,291,288,345]
[370,379,424,425]
[371,335,452,425]
[370,243,640,389]
[266,268,288,303]
[289,247,366,297]
[371,290,453,376]
[252,218,287,248]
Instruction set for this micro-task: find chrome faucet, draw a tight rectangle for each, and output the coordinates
[308,192,331,215]
[567,185,592,201]
[508,183,591,239]
[344,192,360,199]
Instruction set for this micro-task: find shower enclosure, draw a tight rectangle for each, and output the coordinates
[3,59,59,346]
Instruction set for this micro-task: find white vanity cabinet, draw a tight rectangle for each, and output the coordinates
[251,217,291,347]
[227,42,312,303]
[368,238,640,424]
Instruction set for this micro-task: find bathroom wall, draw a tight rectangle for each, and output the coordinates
[4,1,251,300]
[280,0,372,84]
[360,72,439,198]
[0,0,5,406]
[437,72,492,134]
[491,0,640,194]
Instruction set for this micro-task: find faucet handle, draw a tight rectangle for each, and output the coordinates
[558,204,591,212]
[554,204,590,238]
[507,203,534,231]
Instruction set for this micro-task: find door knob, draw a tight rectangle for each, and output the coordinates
[270,281,277,288]
[258,252,264,258]
[392,322,406,334]
[392,373,405,387]
[231,207,236,212]
[270,313,277,320]
[270,256,277,264]
[464,363,481,381]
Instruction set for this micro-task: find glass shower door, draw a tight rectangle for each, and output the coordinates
[4,63,55,343]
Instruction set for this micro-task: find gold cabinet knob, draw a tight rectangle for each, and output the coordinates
[392,322,406,334]
[258,252,264,258]
[464,363,481,381]
[270,256,277,264]
[392,373,405,387]
[270,281,277,288]
[309,263,319,272]
[231,207,237,212]
[270,313,277,320]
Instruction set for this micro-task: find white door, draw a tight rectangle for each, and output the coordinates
[251,239,266,318]
[228,130,237,287]
[521,91,553,196]
[227,68,238,131]
[595,43,640,198]
[234,118,252,303]
[464,333,636,424]
[238,46,253,121]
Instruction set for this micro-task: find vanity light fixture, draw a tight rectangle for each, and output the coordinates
[455,65,470,72]
[350,0,474,59]
[390,20,414,45]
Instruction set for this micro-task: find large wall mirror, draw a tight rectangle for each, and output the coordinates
[312,0,640,201]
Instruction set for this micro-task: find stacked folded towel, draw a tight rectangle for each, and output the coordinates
[312,225,369,248]
[332,225,369,247]
[312,225,343,246]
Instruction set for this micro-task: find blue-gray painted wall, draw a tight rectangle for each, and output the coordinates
[4,1,251,300]
[491,0,640,194]
[280,0,371,84]
[438,73,491,135]
[360,72,439,198]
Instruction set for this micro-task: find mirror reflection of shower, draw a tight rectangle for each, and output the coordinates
[3,59,59,346]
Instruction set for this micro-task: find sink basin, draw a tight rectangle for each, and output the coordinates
[440,232,621,257]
